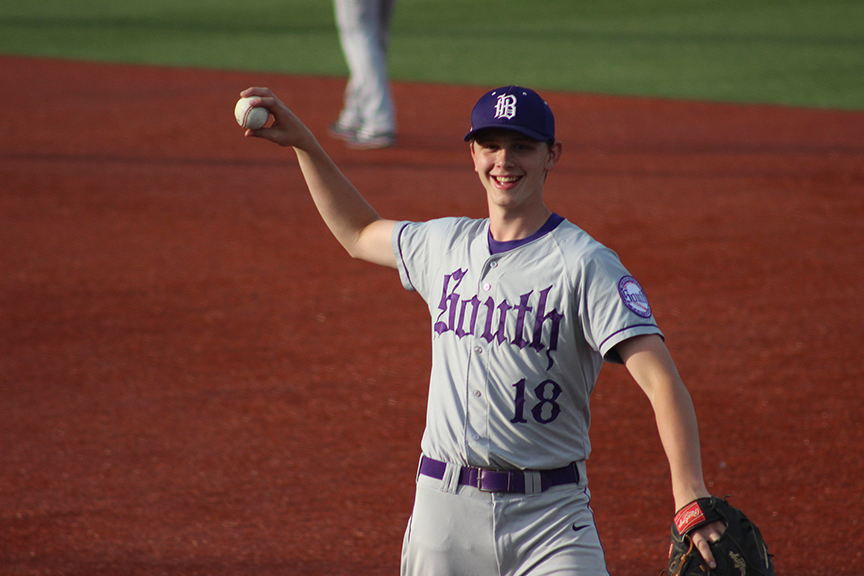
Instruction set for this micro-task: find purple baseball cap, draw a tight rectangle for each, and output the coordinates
[464,85,555,142]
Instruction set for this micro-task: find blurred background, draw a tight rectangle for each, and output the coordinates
[1,0,862,109]
[1,2,862,575]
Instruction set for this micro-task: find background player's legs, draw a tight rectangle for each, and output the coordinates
[333,0,396,137]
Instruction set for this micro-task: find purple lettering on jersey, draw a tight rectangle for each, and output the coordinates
[434,269,467,334]
[436,269,563,367]
[480,297,497,342]
[455,295,481,338]
[512,293,534,349]
[493,300,513,344]
[530,286,564,370]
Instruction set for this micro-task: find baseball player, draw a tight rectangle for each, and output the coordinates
[240,85,725,575]
[329,0,397,149]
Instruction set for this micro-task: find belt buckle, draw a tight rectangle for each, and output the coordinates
[476,468,510,493]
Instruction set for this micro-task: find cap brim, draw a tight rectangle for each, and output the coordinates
[464,125,552,142]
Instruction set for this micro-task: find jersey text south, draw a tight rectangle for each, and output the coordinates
[433,268,564,369]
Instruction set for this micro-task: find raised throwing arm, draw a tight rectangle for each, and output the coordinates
[239,87,398,268]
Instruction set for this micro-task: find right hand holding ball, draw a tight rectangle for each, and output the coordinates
[234,96,270,130]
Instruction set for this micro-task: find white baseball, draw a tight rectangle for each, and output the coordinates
[234,97,269,130]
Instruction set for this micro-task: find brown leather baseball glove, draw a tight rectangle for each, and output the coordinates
[665,496,774,576]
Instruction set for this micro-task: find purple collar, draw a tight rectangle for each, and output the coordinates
[488,213,564,255]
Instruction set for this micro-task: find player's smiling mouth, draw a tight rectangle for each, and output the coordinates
[493,174,522,186]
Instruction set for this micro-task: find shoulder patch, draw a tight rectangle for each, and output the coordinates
[617,276,652,318]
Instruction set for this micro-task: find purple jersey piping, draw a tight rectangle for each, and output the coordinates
[599,324,663,355]
[396,223,417,291]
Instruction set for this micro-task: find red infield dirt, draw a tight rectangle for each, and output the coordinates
[1,55,862,575]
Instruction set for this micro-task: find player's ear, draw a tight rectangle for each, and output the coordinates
[545,141,563,171]
[469,140,480,172]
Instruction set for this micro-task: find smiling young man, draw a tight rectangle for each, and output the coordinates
[240,85,724,575]
[471,128,561,241]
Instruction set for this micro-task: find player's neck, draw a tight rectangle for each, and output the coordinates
[488,204,553,242]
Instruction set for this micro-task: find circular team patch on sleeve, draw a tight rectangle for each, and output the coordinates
[617,276,652,318]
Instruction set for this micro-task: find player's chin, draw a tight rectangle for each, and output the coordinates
[488,190,530,212]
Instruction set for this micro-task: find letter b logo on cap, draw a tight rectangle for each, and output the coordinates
[494,94,518,120]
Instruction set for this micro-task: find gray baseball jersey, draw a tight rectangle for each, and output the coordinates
[392,213,662,471]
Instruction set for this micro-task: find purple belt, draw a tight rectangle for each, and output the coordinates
[418,455,579,494]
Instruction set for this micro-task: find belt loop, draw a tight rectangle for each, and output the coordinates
[575,460,587,486]
[440,461,461,494]
[524,470,542,495]
[415,457,424,483]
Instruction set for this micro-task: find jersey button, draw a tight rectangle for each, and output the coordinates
[473,390,481,397]
[483,282,491,291]
[474,346,482,354]
[490,261,498,268]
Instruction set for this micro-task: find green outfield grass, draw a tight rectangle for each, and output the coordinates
[1,0,862,109]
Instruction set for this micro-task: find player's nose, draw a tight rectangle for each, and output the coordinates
[494,148,515,168]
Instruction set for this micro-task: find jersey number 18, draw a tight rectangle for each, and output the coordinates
[510,379,562,424]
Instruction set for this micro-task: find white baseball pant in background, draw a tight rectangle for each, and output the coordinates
[333,0,397,137]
